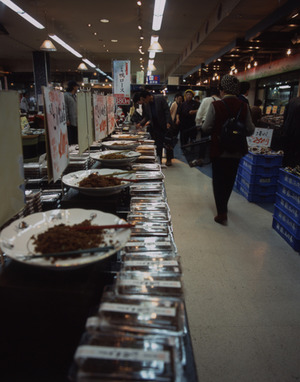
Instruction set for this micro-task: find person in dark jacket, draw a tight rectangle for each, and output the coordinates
[176,89,199,146]
[282,94,300,167]
[238,81,250,105]
[201,75,255,224]
[140,90,172,164]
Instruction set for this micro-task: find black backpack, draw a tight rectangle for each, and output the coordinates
[220,100,247,153]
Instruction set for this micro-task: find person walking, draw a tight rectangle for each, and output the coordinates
[20,91,30,113]
[64,80,79,145]
[282,92,300,167]
[238,81,250,105]
[176,89,199,146]
[201,75,255,224]
[195,87,221,126]
[139,90,172,164]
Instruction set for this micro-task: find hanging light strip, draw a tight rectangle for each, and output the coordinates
[1,0,44,29]
[82,58,96,68]
[152,0,166,31]
[49,34,82,58]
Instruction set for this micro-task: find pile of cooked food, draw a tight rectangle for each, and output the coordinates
[79,173,122,188]
[101,153,127,159]
[31,220,105,258]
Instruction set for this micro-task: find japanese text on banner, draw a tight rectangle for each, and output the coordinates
[113,60,131,105]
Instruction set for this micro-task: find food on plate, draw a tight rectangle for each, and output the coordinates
[31,220,105,260]
[101,153,127,159]
[79,173,122,188]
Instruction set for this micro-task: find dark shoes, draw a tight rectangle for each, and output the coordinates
[189,159,203,167]
[214,213,228,225]
[166,160,172,166]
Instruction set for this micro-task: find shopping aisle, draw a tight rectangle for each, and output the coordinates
[163,158,300,382]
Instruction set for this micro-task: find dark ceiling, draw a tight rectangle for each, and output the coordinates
[0,0,299,84]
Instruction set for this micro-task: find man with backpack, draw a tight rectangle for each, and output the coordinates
[201,75,255,224]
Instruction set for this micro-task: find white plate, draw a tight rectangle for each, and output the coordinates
[111,134,140,140]
[0,209,131,268]
[62,169,134,196]
[102,140,139,150]
[90,150,141,166]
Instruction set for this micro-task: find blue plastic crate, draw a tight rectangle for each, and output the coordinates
[244,152,283,167]
[238,166,279,186]
[272,216,300,252]
[239,174,278,195]
[238,181,276,203]
[275,193,300,224]
[274,204,300,237]
[240,157,280,176]
[277,182,300,206]
[278,168,300,195]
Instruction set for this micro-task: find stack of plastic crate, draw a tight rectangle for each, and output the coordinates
[272,168,300,252]
[235,152,282,203]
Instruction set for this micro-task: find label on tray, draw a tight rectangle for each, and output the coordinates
[75,345,170,363]
[124,260,178,266]
[99,302,176,317]
[119,279,181,288]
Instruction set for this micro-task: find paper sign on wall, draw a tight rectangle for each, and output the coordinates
[43,87,69,182]
[93,94,107,141]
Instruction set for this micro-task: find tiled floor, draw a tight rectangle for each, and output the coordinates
[162,157,300,382]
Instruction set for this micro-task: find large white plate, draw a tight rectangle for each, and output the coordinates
[111,134,140,140]
[0,209,131,268]
[90,150,141,166]
[102,140,138,150]
[62,169,134,196]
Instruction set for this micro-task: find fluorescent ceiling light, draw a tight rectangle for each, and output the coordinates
[49,34,82,58]
[147,71,152,76]
[149,51,156,59]
[152,0,166,31]
[279,85,291,89]
[96,68,106,75]
[83,58,96,68]
[1,0,44,29]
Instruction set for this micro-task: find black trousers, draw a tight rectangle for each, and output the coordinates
[67,125,78,145]
[212,157,240,215]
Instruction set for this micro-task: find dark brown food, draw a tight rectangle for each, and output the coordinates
[102,153,127,159]
[79,173,122,187]
[31,220,105,257]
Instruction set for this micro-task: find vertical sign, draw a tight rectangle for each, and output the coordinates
[93,94,108,141]
[113,60,131,105]
[136,71,144,84]
[107,94,115,135]
[43,87,69,182]
[77,91,93,154]
[0,91,24,226]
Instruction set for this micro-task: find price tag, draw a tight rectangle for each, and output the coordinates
[247,128,273,147]
[99,302,176,317]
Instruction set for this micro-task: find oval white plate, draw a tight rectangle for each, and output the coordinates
[101,140,138,150]
[0,209,131,268]
[90,150,141,166]
[62,169,134,196]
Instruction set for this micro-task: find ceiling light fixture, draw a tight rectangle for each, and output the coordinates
[138,25,142,30]
[1,0,45,29]
[287,48,292,55]
[148,36,163,52]
[147,59,156,71]
[40,39,57,51]
[149,51,156,59]
[137,1,142,5]
[152,0,166,31]
[77,62,88,70]
[83,58,96,68]
[49,34,82,57]
[111,39,118,43]
[291,12,299,19]
[100,19,109,23]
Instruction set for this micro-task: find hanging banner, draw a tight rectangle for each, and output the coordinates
[107,94,115,134]
[113,60,131,105]
[0,91,25,227]
[93,94,108,141]
[77,91,93,154]
[43,87,69,182]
